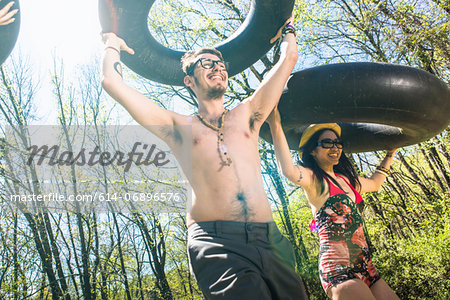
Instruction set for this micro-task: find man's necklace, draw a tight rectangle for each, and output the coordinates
[196,109,232,167]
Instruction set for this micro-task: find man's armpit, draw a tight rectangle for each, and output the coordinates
[249,111,263,131]
[160,126,183,145]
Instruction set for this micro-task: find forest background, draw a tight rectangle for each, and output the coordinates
[0,0,449,299]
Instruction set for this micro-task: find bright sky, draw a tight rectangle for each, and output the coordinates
[8,0,254,122]
[18,0,102,71]
[12,0,103,121]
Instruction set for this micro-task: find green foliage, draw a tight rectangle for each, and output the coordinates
[1,0,449,299]
[279,191,326,299]
[370,220,450,299]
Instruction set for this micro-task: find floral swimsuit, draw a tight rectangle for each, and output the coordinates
[309,174,380,293]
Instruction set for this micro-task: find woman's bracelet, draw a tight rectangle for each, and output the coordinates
[105,46,120,55]
[376,165,391,175]
[375,169,389,177]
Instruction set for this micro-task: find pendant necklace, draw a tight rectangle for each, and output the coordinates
[196,109,232,167]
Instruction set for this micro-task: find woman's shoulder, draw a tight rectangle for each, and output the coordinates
[301,169,330,200]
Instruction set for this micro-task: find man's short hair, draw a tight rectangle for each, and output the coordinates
[181,47,224,75]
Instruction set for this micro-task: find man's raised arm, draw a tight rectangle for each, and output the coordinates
[246,17,298,128]
[101,33,177,135]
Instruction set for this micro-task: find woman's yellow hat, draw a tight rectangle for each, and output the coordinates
[298,123,341,149]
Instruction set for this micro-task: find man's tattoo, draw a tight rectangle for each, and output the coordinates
[296,165,303,182]
[113,62,123,77]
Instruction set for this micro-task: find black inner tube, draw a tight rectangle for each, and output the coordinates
[260,63,450,153]
[0,0,20,65]
[98,0,294,86]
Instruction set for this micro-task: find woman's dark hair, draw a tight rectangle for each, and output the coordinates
[300,129,360,195]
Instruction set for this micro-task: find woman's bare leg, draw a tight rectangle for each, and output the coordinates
[370,278,400,300]
[327,278,376,300]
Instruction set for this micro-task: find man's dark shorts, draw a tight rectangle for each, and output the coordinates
[187,220,308,299]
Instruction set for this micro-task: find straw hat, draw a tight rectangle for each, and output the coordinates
[298,123,341,150]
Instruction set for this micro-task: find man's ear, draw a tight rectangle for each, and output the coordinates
[184,75,193,87]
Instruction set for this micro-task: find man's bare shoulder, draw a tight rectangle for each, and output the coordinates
[171,111,197,124]
[227,99,252,116]
[144,112,195,147]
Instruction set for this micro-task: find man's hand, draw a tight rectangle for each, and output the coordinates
[270,15,294,44]
[0,1,18,26]
[101,32,135,55]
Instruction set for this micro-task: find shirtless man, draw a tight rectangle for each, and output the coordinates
[101,17,307,299]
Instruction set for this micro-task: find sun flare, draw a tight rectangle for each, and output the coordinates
[19,0,102,69]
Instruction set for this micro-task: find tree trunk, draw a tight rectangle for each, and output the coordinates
[133,212,173,300]
[429,146,450,188]
[111,213,132,300]
[420,147,448,193]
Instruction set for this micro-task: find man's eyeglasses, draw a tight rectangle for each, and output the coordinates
[187,58,229,75]
[317,139,344,149]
